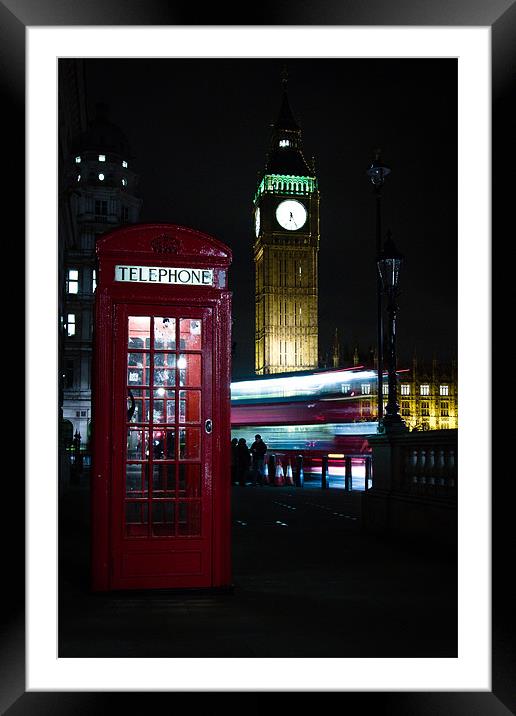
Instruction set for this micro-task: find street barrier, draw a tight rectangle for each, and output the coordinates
[274,458,285,486]
[285,459,294,486]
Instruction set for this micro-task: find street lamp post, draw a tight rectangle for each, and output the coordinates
[377,232,407,431]
[366,151,391,430]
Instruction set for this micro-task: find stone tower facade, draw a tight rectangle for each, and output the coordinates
[60,101,142,446]
[253,77,320,375]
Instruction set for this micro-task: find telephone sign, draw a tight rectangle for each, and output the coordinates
[91,224,232,591]
[114,265,214,286]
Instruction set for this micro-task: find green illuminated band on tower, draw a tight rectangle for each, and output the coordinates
[254,174,317,203]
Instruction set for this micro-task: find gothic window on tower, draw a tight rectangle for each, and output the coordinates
[279,257,286,287]
[279,341,287,367]
[66,269,79,294]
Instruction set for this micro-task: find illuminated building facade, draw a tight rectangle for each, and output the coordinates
[395,357,458,432]
[59,69,142,447]
[253,76,320,375]
[332,358,458,430]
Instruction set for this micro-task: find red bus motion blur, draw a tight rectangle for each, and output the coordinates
[230,366,406,486]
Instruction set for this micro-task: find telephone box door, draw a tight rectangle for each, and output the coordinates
[111,304,214,589]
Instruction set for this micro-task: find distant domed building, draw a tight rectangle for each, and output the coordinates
[60,94,142,450]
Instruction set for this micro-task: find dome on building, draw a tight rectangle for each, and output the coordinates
[73,102,132,157]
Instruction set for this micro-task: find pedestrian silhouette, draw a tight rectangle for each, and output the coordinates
[250,434,267,485]
[236,437,251,487]
[231,437,238,485]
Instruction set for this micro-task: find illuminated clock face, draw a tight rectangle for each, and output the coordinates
[276,199,307,231]
[254,207,260,237]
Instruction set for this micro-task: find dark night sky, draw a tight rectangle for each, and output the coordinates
[83,58,457,380]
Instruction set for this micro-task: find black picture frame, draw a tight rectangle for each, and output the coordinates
[7,0,510,711]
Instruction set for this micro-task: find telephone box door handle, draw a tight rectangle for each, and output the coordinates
[205,419,213,434]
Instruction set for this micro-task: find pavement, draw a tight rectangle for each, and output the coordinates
[58,481,457,658]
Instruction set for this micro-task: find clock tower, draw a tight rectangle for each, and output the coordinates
[253,76,320,374]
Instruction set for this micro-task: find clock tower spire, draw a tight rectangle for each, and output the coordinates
[253,74,320,375]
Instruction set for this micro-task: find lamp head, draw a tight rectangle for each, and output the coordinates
[367,150,391,187]
[377,231,404,292]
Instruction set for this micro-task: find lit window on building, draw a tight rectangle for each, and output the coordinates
[122,160,128,168]
[440,385,449,396]
[341,383,350,394]
[361,383,371,395]
[362,401,371,411]
[401,401,410,417]
[98,173,105,181]
[421,401,430,417]
[67,269,79,294]
[99,154,106,162]
[75,156,81,163]
[77,174,81,182]
[92,269,97,292]
[383,383,389,395]
[67,314,76,337]
[420,384,430,396]
[279,139,290,147]
[400,384,410,395]
[122,178,127,186]
[441,402,449,417]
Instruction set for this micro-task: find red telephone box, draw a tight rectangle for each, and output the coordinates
[91,224,232,591]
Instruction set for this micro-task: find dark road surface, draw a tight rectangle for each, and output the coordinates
[59,483,457,658]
